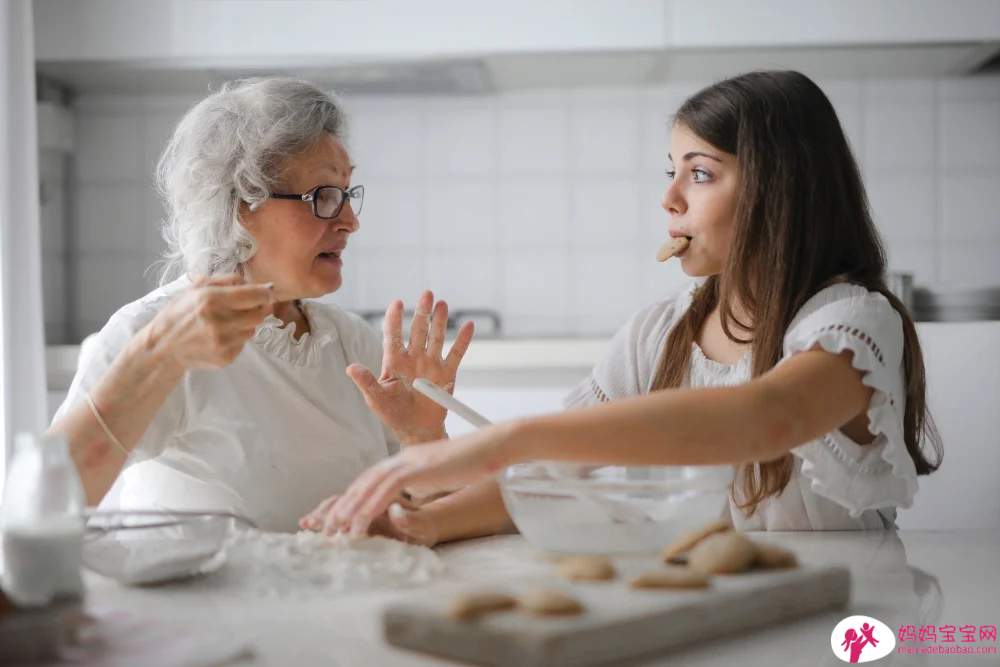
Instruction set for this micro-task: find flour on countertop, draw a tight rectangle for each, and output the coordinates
[224,529,445,598]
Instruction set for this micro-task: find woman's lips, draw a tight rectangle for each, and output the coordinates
[317,251,343,267]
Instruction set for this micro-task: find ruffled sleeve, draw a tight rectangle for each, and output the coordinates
[781,283,918,516]
[563,282,698,410]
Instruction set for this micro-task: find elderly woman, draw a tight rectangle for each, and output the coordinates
[48,77,473,532]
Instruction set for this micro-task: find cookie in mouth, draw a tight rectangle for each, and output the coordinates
[656,236,691,262]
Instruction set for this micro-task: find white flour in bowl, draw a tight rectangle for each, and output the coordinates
[223,530,445,598]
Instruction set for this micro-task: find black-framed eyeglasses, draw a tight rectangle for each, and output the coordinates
[271,185,364,219]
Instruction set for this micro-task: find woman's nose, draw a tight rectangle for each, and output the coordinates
[661,182,685,216]
[336,205,360,233]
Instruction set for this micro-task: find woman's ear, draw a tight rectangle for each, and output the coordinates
[238,199,260,232]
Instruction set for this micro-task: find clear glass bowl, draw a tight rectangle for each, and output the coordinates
[498,462,734,555]
[82,510,253,586]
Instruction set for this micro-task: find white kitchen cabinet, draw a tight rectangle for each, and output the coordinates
[896,322,1000,530]
[33,0,1000,74]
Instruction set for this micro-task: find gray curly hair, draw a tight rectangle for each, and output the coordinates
[154,77,347,283]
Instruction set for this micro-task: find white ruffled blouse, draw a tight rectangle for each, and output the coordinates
[563,281,917,531]
[53,276,399,532]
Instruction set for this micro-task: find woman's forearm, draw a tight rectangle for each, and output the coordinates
[46,325,186,505]
[421,479,514,545]
[506,350,870,469]
[508,383,790,469]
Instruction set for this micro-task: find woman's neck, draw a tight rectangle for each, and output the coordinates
[271,299,311,340]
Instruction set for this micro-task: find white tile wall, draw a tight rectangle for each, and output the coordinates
[349,106,425,178]
[569,180,639,247]
[863,102,935,170]
[499,106,568,175]
[425,101,496,176]
[354,249,425,312]
[503,249,570,335]
[499,180,569,247]
[73,115,145,184]
[940,242,1000,286]
[638,247,689,304]
[39,178,66,254]
[425,182,497,247]
[641,107,675,175]
[76,185,146,252]
[866,175,935,244]
[938,101,1000,169]
[938,175,1000,241]
[424,251,502,310]
[40,150,69,344]
[569,106,640,174]
[569,250,642,335]
[59,76,1000,342]
[354,183,424,249]
[822,80,864,157]
[77,256,155,334]
[641,178,669,245]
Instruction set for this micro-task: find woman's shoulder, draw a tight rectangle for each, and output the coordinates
[785,281,905,368]
[790,282,901,330]
[97,276,192,341]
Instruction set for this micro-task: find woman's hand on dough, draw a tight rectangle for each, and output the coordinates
[299,492,439,547]
[309,428,510,538]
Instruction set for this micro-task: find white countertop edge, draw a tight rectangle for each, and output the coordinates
[44,339,611,388]
[43,319,1000,384]
[445,338,609,370]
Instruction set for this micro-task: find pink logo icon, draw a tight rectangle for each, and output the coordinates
[831,615,895,662]
[841,622,880,662]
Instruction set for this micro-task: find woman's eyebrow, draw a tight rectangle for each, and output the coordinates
[310,164,354,179]
[666,151,723,163]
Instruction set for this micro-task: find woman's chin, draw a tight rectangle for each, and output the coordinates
[310,262,344,294]
[299,274,342,299]
[679,259,706,277]
[678,256,721,278]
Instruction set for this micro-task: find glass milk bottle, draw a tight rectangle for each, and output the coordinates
[0,433,85,606]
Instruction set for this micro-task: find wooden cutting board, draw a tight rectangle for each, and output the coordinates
[382,563,850,667]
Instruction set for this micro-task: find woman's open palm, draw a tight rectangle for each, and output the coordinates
[347,290,473,444]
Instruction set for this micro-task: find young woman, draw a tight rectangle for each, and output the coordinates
[302,70,943,539]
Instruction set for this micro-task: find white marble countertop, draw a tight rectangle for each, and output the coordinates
[82,529,999,666]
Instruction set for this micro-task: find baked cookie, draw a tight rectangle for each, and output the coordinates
[752,542,798,569]
[517,589,585,616]
[688,531,756,575]
[656,236,690,262]
[448,591,517,620]
[629,567,711,589]
[556,556,615,582]
[659,520,732,564]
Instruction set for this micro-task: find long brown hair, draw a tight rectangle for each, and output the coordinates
[650,71,942,517]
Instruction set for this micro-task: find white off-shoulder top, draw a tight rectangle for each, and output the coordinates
[564,281,917,531]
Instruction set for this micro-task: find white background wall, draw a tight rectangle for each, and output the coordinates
[40,76,1000,343]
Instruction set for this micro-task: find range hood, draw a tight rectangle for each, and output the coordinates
[32,0,1000,95]
[37,43,1000,97]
